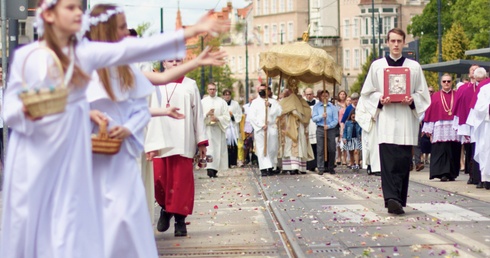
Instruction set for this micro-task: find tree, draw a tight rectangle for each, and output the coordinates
[407,0,455,65]
[350,51,376,93]
[135,22,152,37]
[442,23,469,61]
[449,0,490,51]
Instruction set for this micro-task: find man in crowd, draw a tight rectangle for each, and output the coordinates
[312,90,338,175]
[422,74,461,181]
[304,87,318,172]
[359,28,430,215]
[249,84,282,176]
[145,59,208,236]
[201,83,230,178]
[243,93,257,166]
[222,89,242,168]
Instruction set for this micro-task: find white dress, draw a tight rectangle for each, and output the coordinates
[87,65,156,258]
[201,96,230,171]
[1,31,186,258]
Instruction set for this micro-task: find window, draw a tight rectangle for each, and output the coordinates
[353,18,359,37]
[354,49,360,69]
[256,25,262,43]
[394,17,398,28]
[383,8,394,13]
[19,21,27,36]
[238,56,243,73]
[343,19,350,38]
[231,56,236,72]
[384,17,392,34]
[264,25,270,44]
[344,49,350,69]
[287,0,293,11]
[263,0,268,14]
[256,0,261,15]
[365,18,369,36]
[288,22,294,42]
[365,49,369,61]
[279,0,285,12]
[272,24,277,43]
[271,0,276,13]
[280,23,285,44]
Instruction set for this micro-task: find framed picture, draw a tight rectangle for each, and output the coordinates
[383,67,411,102]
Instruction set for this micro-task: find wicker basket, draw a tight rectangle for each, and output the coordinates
[92,121,122,155]
[19,47,69,119]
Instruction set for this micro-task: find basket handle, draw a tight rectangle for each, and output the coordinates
[97,120,109,139]
[20,46,73,90]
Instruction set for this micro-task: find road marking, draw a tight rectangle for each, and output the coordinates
[409,203,490,221]
[321,204,382,223]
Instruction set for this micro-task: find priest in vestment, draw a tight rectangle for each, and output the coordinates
[468,80,490,189]
[222,89,243,168]
[249,85,282,176]
[452,64,479,183]
[360,28,430,215]
[421,74,460,181]
[201,83,230,178]
[278,87,314,174]
[145,60,208,236]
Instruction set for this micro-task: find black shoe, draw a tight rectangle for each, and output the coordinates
[207,169,213,178]
[476,182,484,189]
[260,169,269,177]
[157,209,173,232]
[485,182,490,190]
[174,222,187,237]
[366,165,373,175]
[329,170,336,174]
[441,176,449,182]
[387,199,405,215]
[212,170,218,178]
[448,177,455,181]
[318,170,324,175]
[467,178,474,184]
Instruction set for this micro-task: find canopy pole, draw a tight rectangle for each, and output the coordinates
[264,73,270,157]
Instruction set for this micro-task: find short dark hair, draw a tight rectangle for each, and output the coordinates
[316,89,329,100]
[128,29,138,37]
[387,28,406,41]
[222,89,231,95]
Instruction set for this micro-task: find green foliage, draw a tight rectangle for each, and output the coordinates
[442,23,469,61]
[407,0,455,64]
[408,0,490,65]
[135,22,152,37]
[350,51,376,93]
[187,64,236,96]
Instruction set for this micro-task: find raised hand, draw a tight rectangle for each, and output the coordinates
[195,46,227,67]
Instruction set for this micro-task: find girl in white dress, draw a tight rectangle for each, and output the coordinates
[0,0,227,257]
[86,4,226,257]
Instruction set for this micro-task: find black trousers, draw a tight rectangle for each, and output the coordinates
[471,143,481,184]
[429,141,461,180]
[228,144,238,167]
[379,144,412,207]
[464,143,473,176]
[307,143,317,171]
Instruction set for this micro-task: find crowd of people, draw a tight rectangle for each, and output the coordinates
[1,2,489,257]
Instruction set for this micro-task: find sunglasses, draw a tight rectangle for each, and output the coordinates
[442,80,452,83]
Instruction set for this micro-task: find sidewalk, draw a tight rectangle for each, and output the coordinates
[408,166,490,203]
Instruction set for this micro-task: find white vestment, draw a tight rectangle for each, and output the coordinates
[226,100,243,146]
[356,96,381,172]
[360,58,431,145]
[1,31,185,258]
[201,96,230,171]
[87,65,157,258]
[467,82,490,182]
[249,98,282,170]
[145,77,207,157]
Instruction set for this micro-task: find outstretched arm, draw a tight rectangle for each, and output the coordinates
[183,11,230,39]
[143,47,227,85]
[149,106,185,119]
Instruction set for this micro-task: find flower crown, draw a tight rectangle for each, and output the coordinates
[34,0,59,37]
[89,7,125,27]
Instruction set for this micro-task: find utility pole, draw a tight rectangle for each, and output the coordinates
[245,22,249,102]
[200,36,206,97]
[378,13,382,58]
[437,0,442,85]
[371,0,375,56]
[160,8,164,72]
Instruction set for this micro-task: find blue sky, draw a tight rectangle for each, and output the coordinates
[88,0,251,36]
